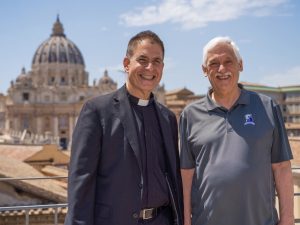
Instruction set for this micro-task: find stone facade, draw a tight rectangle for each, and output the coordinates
[3,17,118,149]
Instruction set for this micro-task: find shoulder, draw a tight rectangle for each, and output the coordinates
[181,97,206,117]
[85,88,124,111]
[244,89,278,107]
[89,90,116,105]
[155,100,177,119]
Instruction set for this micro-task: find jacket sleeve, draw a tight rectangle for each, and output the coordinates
[65,100,102,225]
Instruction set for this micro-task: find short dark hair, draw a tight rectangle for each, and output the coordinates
[126,30,165,58]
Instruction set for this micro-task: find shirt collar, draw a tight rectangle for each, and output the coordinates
[127,91,154,106]
[205,84,250,111]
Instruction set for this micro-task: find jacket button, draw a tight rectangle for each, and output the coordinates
[133,212,139,219]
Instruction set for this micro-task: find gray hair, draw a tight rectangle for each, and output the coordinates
[202,36,242,66]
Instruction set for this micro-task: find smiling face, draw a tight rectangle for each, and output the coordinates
[124,38,164,99]
[202,42,243,98]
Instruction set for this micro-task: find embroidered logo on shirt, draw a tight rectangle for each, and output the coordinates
[244,114,255,125]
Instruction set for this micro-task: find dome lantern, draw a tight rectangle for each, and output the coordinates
[51,15,65,37]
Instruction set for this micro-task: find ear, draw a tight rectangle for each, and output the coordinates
[202,65,208,77]
[239,60,243,72]
[123,57,130,73]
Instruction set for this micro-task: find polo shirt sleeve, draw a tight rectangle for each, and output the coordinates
[179,111,196,169]
[271,100,293,163]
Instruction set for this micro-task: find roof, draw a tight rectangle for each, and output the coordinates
[0,144,42,161]
[165,88,194,96]
[0,144,69,165]
[25,144,69,165]
[241,81,300,93]
[0,156,67,203]
[41,165,68,177]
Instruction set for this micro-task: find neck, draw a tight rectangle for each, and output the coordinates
[211,88,241,109]
[126,83,151,100]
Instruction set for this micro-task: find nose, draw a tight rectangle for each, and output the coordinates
[218,63,226,73]
[145,62,155,71]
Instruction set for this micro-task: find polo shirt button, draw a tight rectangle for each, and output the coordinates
[133,212,139,219]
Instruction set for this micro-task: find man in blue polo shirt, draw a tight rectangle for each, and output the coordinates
[179,36,294,225]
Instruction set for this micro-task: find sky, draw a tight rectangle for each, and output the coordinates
[1,0,300,95]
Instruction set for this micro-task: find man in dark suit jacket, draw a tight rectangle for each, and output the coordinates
[65,30,183,225]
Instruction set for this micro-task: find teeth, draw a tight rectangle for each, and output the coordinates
[141,75,154,80]
[218,75,229,79]
[216,73,231,79]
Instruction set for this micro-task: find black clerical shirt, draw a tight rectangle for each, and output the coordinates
[128,93,169,209]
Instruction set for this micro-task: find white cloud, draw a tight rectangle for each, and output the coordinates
[100,26,108,31]
[260,66,300,87]
[120,0,288,30]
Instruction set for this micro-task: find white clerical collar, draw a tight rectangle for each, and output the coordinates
[138,99,149,106]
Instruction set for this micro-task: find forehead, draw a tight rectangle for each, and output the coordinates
[207,43,236,60]
[132,39,163,56]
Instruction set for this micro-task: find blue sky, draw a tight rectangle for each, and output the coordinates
[1,0,300,95]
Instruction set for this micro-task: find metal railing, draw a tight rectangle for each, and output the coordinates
[0,170,300,225]
[0,203,67,225]
[0,176,67,225]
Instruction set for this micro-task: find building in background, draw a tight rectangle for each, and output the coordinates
[1,17,118,149]
[164,87,203,120]
[0,16,299,224]
[242,82,300,137]
[0,94,5,133]
[1,16,300,151]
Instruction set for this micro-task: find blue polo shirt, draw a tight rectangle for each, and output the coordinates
[179,88,293,225]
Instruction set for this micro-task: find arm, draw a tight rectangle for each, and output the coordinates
[65,101,102,225]
[272,161,294,225]
[181,168,195,225]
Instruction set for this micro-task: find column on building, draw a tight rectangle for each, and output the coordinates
[53,116,59,137]
[69,115,74,147]
[36,116,43,134]
[14,116,20,131]
[5,117,10,132]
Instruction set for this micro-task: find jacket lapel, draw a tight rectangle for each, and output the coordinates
[113,86,142,172]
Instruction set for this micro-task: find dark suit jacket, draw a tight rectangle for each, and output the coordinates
[65,85,183,225]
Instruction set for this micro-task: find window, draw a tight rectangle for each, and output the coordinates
[61,77,66,85]
[48,76,55,85]
[22,92,30,101]
[60,92,68,101]
[59,115,68,128]
[22,115,29,129]
[44,95,50,102]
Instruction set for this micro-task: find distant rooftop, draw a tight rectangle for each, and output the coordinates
[241,81,300,92]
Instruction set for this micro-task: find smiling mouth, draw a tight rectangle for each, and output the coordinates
[140,74,155,80]
[216,72,231,80]
[217,75,230,80]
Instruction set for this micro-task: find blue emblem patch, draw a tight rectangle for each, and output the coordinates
[244,114,255,125]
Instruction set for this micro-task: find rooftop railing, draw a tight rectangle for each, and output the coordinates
[0,169,300,225]
[0,176,67,225]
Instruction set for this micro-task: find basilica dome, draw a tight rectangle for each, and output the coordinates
[32,16,85,66]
